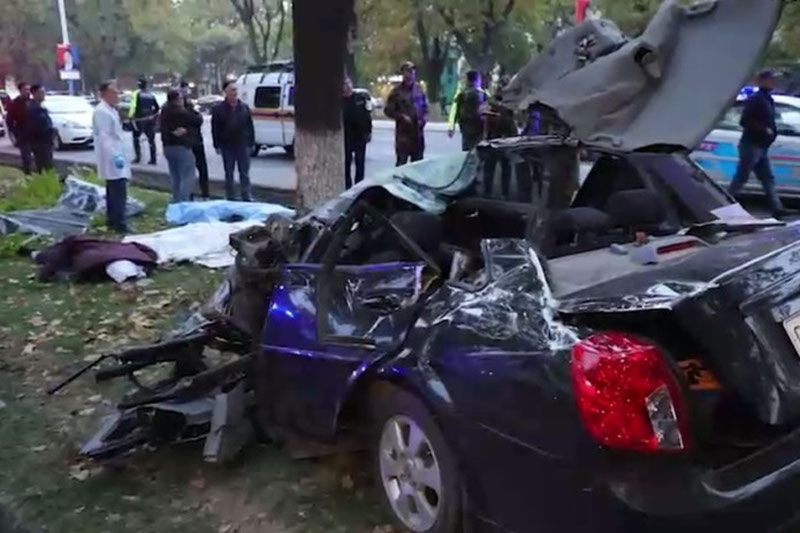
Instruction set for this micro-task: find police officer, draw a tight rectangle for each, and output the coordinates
[129,77,160,165]
[448,71,491,151]
[342,76,373,188]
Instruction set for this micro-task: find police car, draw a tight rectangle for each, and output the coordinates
[692,87,800,196]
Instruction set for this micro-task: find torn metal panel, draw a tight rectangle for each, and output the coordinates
[0,209,91,237]
[504,0,782,152]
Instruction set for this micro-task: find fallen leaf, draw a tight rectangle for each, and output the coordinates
[121,495,140,503]
[341,474,354,490]
[22,344,36,356]
[78,407,95,416]
[0,399,6,409]
[31,445,48,453]
[69,465,90,482]
[28,315,46,327]
[107,513,122,523]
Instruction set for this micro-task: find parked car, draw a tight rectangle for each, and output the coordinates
[693,93,800,196]
[196,94,223,114]
[44,95,95,150]
[82,2,800,532]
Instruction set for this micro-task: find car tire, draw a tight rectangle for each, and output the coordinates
[53,133,64,151]
[251,144,261,157]
[370,384,462,533]
[284,143,295,157]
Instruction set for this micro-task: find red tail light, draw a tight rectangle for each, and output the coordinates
[570,332,691,453]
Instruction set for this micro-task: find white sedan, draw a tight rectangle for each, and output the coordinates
[45,95,95,150]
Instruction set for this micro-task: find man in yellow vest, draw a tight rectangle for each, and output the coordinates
[129,77,160,165]
[448,71,491,151]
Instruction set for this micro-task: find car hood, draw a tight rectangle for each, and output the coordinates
[51,112,92,128]
[503,0,783,152]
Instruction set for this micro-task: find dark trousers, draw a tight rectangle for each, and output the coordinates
[132,120,157,163]
[17,140,33,175]
[345,141,367,189]
[729,141,784,214]
[221,144,252,201]
[193,142,210,198]
[462,130,483,152]
[483,153,512,199]
[106,179,128,233]
[30,142,54,174]
[395,135,425,167]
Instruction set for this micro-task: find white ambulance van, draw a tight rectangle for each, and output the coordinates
[236,61,295,157]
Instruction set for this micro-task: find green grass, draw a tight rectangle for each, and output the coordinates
[0,166,390,533]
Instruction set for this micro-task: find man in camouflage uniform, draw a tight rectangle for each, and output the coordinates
[385,61,429,166]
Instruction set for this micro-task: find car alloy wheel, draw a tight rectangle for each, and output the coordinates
[53,133,63,151]
[379,414,443,532]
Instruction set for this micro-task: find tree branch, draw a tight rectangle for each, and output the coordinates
[272,0,287,60]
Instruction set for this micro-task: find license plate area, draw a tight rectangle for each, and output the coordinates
[783,313,800,357]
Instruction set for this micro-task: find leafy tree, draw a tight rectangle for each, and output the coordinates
[229,0,291,65]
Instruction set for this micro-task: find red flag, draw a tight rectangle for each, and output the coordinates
[576,0,591,23]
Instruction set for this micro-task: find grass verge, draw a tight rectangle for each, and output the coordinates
[0,165,390,533]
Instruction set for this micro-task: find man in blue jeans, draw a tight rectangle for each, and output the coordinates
[729,70,792,219]
[211,81,255,201]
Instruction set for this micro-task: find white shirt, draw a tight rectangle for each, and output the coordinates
[93,100,131,181]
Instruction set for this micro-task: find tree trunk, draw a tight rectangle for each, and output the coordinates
[293,0,353,210]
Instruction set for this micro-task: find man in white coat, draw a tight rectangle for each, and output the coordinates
[93,80,131,233]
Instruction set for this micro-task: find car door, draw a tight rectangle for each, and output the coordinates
[691,103,744,190]
[251,85,283,148]
[770,102,800,195]
[281,84,295,148]
[260,202,441,438]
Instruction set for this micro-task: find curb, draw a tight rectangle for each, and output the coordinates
[0,152,297,208]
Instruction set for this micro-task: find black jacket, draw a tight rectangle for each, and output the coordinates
[343,92,373,145]
[7,95,30,139]
[26,102,54,144]
[740,90,778,148]
[159,103,203,148]
[211,100,255,149]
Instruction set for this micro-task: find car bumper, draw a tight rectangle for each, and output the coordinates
[59,127,93,145]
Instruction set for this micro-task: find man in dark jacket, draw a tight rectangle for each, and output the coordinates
[483,78,518,198]
[160,89,202,203]
[729,70,790,218]
[129,77,160,165]
[342,76,373,188]
[181,81,210,199]
[7,82,33,174]
[385,61,428,166]
[454,70,489,151]
[26,85,55,173]
[212,81,255,201]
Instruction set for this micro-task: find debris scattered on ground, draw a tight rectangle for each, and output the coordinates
[166,200,292,225]
[0,175,145,238]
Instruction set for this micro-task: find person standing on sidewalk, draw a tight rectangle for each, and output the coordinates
[180,81,210,200]
[160,89,201,203]
[211,81,255,201]
[129,77,160,165]
[26,85,55,173]
[729,70,791,219]
[452,71,489,152]
[385,61,428,166]
[342,76,372,188]
[483,77,518,198]
[7,82,33,174]
[93,81,131,233]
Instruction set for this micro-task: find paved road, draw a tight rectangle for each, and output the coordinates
[0,119,463,192]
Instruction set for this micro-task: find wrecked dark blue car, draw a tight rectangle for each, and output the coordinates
[74,1,800,532]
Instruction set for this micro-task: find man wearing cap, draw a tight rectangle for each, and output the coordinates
[385,61,429,166]
[730,70,791,218]
[129,77,160,165]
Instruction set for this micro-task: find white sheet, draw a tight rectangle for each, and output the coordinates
[123,221,259,268]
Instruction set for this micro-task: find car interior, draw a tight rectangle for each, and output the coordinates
[321,144,735,302]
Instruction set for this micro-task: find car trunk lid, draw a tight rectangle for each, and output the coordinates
[559,224,800,426]
[503,0,783,152]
